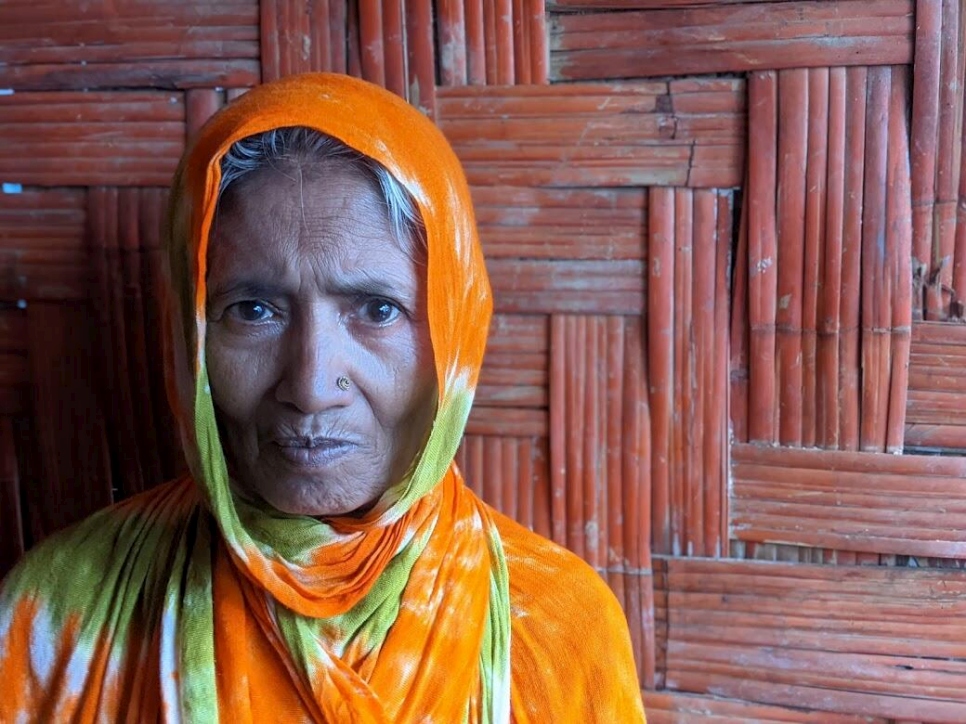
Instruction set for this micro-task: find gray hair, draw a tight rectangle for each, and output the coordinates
[217,127,426,256]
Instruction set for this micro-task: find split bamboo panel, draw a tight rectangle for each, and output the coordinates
[643,690,886,724]
[0,92,184,187]
[731,443,966,558]
[88,187,183,497]
[475,313,548,410]
[23,303,113,546]
[647,188,731,560]
[905,320,966,449]
[550,1,914,81]
[925,0,965,318]
[472,186,647,260]
[436,0,548,85]
[455,435,550,536]
[0,1,259,90]
[733,66,912,454]
[0,417,23,577]
[549,313,654,687]
[261,0,436,112]
[0,188,87,301]
[658,556,966,720]
[436,80,746,188]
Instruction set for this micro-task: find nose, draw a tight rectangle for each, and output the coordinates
[274,312,350,413]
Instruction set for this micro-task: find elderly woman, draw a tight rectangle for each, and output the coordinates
[0,74,645,721]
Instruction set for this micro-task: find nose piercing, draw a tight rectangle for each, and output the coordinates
[336,376,351,391]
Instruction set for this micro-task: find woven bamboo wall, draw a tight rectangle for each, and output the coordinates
[2,0,966,720]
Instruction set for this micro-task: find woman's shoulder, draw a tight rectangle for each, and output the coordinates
[489,508,647,722]
[1,477,198,613]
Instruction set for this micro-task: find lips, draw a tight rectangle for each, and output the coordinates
[272,436,357,467]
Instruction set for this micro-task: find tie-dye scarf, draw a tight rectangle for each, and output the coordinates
[0,73,645,723]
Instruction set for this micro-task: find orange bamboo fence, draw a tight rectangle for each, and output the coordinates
[5,0,966,720]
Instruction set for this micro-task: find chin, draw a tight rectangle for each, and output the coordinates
[259,480,383,518]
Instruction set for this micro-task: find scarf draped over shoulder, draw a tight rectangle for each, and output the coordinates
[0,73,646,723]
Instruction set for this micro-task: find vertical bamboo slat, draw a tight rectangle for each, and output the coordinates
[358,0,386,87]
[438,0,468,85]
[549,314,567,547]
[405,0,436,113]
[730,174,750,443]
[911,0,942,317]
[885,66,914,453]
[860,66,891,452]
[839,66,868,451]
[818,67,847,450]
[711,192,731,555]
[929,0,963,317]
[465,0,487,84]
[528,0,548,83]
[672,190,692,556]
[802,68,829,449]
[381,0,406,98]
[648,187,674,554]
[776,69,808,447]
[746,71,779,444]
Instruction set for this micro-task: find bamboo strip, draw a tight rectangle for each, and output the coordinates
[528,0,549,83]
[437,0,467,85]
[648,187,674,554]
[495,0,515,84]
[929,0,963,317]
[817,67,846,450]
[886,66,914,453]
[347,3,362,78]
[710,192,730,555]
[730,169,749,443]
[839,66,868,451]
[911,0,943,318]
[483,0,498,84]
[860,66,892,451]
[532,438,552,541]
[517,437,533,530]
[548,315,568,546]
[185,89,223,143]
[329,0,348,74]
[801,68,829,448]
[672,189,693,556]
[381,0,406,97]
[503,437,519,518]
[564,315,584,558]
[605,315,624,572]
[465,0,487,84]
[692,190,715,557]
[358,0,385,87]
[405,0,435,114]
[259,0,281,82]
[776,68,809,447]
[746,71,779,444]
[513,0,531,85]
[581,315,600,568]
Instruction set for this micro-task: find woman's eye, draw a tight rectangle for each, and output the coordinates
[362,298,400,324]
[230,300,273,322]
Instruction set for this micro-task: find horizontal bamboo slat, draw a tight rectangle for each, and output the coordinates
[477,313,548,408]
[472,186,647,260]
[0,92,183,186]
[658,555,966,720]
[437,81,746,188]
[0,188,87,300]
[731,442,966,558]
[643,689,886,724]
[550,1,914,81]
[905,320,966,449]
[486,258,645,314]
[0,2,259,90]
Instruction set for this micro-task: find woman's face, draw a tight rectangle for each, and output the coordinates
[204,163,437,517]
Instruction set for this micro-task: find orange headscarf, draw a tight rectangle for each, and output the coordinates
[0,73,645,722]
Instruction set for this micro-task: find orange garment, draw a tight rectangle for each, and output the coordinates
[0,73,645,722]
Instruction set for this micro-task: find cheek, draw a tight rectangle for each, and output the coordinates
[205,334,271,421]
